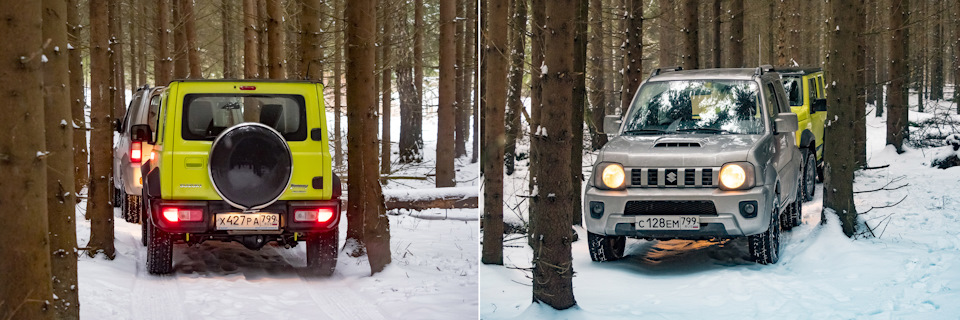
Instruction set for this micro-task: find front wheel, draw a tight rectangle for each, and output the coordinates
[587,231,625,262]
[306,227,339,277]
[749,195,782,265]
[801,149,817,202]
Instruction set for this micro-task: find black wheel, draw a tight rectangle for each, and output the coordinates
[306,227,338,277]
[587,231,625,262]
[119,189,129,221]
[749,195,782,265]
[113,186,122,208]
[141,196,149,247]
[146,218,173,275]
[801,149,817,202]
[125,195,141,224]
[783,178,803,230]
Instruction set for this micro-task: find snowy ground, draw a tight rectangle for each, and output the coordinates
[77,82,480,319]
[482,91,960,319]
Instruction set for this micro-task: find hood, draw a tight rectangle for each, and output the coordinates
[598,134,763,167]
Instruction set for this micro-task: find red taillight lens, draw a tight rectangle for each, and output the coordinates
[294,208,336,223]
[131,142,142,163]
[161,207,203,222]
[239,85,256,91]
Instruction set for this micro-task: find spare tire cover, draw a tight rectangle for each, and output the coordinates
[209,123,292,210]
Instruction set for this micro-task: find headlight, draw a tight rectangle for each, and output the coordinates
[599,163,625,189]
[719,162,755,190]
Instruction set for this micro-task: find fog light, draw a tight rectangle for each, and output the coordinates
[589,201,604,219]
[739,201,758,218]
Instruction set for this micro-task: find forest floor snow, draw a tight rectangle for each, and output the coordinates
[482,91,960,319]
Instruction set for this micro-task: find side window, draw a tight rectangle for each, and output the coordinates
[121,96,140,133]
[763,82,780,119]
[808,78,819,100]
[148,94,162,138]
[817,76,825,97]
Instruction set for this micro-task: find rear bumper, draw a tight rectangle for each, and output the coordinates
[149,199,340,235]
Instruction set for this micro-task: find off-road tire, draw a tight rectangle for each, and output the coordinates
[141,196,149,246]
[119,189,128,221]
[783,179,803,230]
[124,194,142,223]
[306,227,338,277]
[801,149,817,202]
[749,195,782,265]
[146,219,174,275]
[587,231,625,262]
[113,186,122,208]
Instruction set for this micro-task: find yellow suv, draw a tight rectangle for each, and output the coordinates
[132,80,340,275]
[779,68,827,202]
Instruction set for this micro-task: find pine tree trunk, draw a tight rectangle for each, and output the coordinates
[345,0,391,275]
[865,0,877,105]
[504,0,525,176]
[436,0,456,187]
[110,0,126,118]
[571,0,587,226]
[138,0,147,84]
[286,3,300,79]
[931,0,943,100]
[482,0,508,267]
[726,0,743,67]
[333,0,343,166]
[223,0,237,78]
[266,0,285,79]
[659,0,674,67]
[532,0,577,308]
[43,0,80,317]
[956,0,960,113]
[301,0,323,80]
[711,0,721,68]
[87,0,116,259]
[68,0,88,194]
[155,0,172,84]
[397,0,421,164]
[588,0,607,150]
[129,0,139,89]
[603,0,616,113]
[855,1,867,168]
[466,0,478,164]
[182,0,200,78]
[258,0,269,78]
[888,0,909,152]
[173,0,188,78]
[381,2,393,175]
[622,0,643,112]
[679,0,699,69]
[243,0,259,78]
[454,0,467,158]
[414,0,424,121]
[528,0,545,228]
[823,0,862,237]
[0,2,54,319]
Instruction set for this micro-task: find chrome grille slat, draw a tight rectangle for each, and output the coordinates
[629,167,721,188]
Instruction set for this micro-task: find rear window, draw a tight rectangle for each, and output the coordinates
[181,94,307,141]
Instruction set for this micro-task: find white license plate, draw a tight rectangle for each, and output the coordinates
[215,212,280,230]
[636,216,700,230]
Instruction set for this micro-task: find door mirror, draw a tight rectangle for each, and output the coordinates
[603,115,622,137]
[774,113,799,134]
[812,98,827,112]
[114,118,123,133]
[130,124,153,143]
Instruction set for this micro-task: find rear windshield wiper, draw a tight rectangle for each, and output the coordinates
[621,128,667,135]
[676,128,730,134]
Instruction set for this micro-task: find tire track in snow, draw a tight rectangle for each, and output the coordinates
[130,246,187,320]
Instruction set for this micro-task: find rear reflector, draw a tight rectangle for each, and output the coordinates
[131,142,142,163]
[294,208,336,223]
[162,207,203,222]
[239,85,256,91]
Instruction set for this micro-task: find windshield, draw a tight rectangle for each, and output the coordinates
[782,76,803,106]
[181,94,307,141]
[621,80,764,135]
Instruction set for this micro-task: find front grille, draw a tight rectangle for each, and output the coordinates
[623,200,718,215]
[630,167,720,188]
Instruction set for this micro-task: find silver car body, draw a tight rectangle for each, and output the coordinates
[113,86,165,196]
[584,68,801,239]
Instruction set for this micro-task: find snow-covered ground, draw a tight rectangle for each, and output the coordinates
[482,91,960,319]
[77,81,480,319]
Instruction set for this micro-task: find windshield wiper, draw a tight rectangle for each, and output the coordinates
[621,129,667,135]
[676,128,731,134]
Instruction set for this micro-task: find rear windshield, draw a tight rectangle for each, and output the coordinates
[181,94,307,141]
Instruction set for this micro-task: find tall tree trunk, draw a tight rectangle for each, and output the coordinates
[243,0,259,78]
[436,0,456,187]
[775,0,787,66]
[823,0,862,237]
[397,0,421,164]
[956,0,960,113]
[679,0,699,69]
[0,2,54,319]
[129,0,139,88]
[345,0,391,275]
[414,0,424,126]
[266,0,285,79]
[87,0,116,259]
[258,0,269,78]
[532,0,577,309]
[527,0,545,238]
[571,0,587,226]
[658,0,675,67]
[182,0,200,78]
[286,2,301,79]
[505,0,526,175]
[888,0,909,152]
[333,0,343,166]
[726,0,744,67]
[466,0,478,164]
[865,0,877,106]
[137,0,147,84]
[711,0,721,67]
[381,1,393,175]
[223,0,237,78]
[454,0,467,158]
[482,0,509,267]
[622,0,643,112]
[173,0,188,78]
[855,0,867,168]
[110,0,125,118]
[69,0,89,193]
[301,0,323,80]
[155,0,172,84]
[931,0,943,100]
[588,0,607,150]
[42,0,80,317]
[604,0,616,112]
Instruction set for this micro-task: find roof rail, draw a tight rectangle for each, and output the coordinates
[650,66,683,78]
[754,64,775,76]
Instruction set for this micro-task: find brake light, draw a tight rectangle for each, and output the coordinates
[294,208,336,223]
[239,85,256,91]
[131,142,142,163]
[150,151,157,161]
[162,207,203,222]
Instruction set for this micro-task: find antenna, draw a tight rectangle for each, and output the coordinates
[758,33,762,66]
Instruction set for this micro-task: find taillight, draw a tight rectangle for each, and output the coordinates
[131,142,142,163]
[150,151,157,161]
[161,207,203,222]
[294,208,336,223]
[239,85,256,91]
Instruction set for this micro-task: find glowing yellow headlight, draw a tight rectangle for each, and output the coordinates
[601,164,625,189]
[719,164,747,189]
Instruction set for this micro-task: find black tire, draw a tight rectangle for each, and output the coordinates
[146,218,174,275]
[141,196,149,247]
[587,231,625,262]
[801,149,817,202]
[113,186,122,208]
[306,227,338,277]
[783,179,803,230]
[119,189,128,221]
[125,195,141,224]
[749,195,782,265]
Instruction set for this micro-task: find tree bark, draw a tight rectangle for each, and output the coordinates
[381,1,393,175]
[931,0,943,100]
[454,0,467,158]
[399,0,422,164]
[888,0,909,152]
[223,0,237,78]
[436,0,456,187]
[88,0,116,259]
[333,0,343,166]
[504,0,526,175]
[129,0,139,89]
[110,0,125,118]
[588,0,607,150]
[465,0,477,164]
[173,0,188,78]
[956,0,960,114]
[622,0,643,112]
[414,0,424,125]
[155,0,172,84]
[301,0,323,80]
[42,0,80,317]
[345,0,391,275]
[711,0,721,68]
[266,0,285,79]
[243,0,259,79]
[823,0,862,237]
[855,0,867,168]
[726,0,744,67]
[68,0,88,194]
[181,0,200,78]
[0,2,54,319]
[679,0,699,69]
[658,0,674,67]
[571,0,587,226]
[482,0,508,267]
[531,0,577,309]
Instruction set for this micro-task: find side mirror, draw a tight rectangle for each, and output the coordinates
[774,113,799,134]
[130,124,153,143]
[812,98,827,113]
[603,115,622,137]
[113,118,123,133]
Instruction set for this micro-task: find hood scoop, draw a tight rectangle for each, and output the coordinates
[653,138,702,148]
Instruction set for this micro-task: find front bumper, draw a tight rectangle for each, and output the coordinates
[583,185,774,239]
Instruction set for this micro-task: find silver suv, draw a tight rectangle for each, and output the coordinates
[586,67,802,264]
[113,85,165,228]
